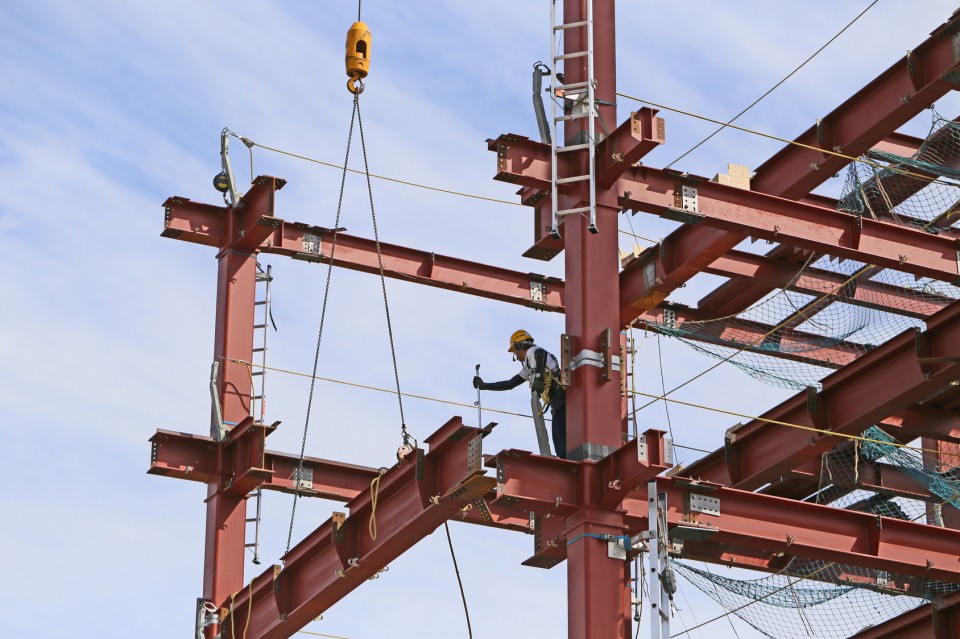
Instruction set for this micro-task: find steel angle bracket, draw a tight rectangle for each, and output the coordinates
[569,349,622,373]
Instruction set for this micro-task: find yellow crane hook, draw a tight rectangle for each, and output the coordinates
[345,21,371,94]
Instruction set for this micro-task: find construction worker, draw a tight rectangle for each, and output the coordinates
[473,330,567,459]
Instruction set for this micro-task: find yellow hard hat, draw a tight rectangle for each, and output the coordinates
[508,329,534,352]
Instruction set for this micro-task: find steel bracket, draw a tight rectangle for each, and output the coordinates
[689,493,720,517]
[569,348,621,372]
[608,537,628,561]
[293,465,314,490]
[559,333,573,387]
[529,280,547,303]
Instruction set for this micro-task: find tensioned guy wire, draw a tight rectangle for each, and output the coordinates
[665,0,880,168]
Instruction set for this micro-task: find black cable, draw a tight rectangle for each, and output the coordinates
[665,0,880,169]
[355,95,412,448]
[656,334,676,443]
[285,96,357,554]
[444,522,473,639]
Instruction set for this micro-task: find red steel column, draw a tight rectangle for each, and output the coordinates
[562,1,630,638]
[204,244,256,637]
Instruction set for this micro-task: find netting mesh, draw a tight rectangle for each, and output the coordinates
[674,561,922,638]
[675,427,960,637]
[648,111,960,391]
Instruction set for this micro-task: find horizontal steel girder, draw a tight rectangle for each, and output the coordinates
[624,13,960,311]
[682,299,960,490]
[702,249,950,320]
[698,114,960,317]
[149,420,379,501]
[218,423,671,639]
[161,192,564,313]
[619,166,960,285]
[636,302,861,368]
[491,452,960,583]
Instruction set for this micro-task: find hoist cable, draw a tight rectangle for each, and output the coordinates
[284,97,357,554]
[355,96,414,449]
[444,522,474,639]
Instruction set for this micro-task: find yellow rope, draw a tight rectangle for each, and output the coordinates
[243,580,252,639]
[625,388,943,456]
[618,228,657,244]
[616,91,960,188]
[369,470,385,541]
[297,631,355,639]
[221,358,537,420]
[249,140,521,207]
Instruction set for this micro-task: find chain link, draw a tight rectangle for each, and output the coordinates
[355,98,414,450]
[285,95,358,554]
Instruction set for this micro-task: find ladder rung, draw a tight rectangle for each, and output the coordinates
[556,175,590,184]
[246,518,259,523]
[556,81,590,91]
[254,301,268,306]
[554,20,589,30]
[555,113,589,121]
[253,347,266,353]
[251,371,264,376]
[557,144,591,153]
[254,324,268,329]
[554,51,588,61]
[252,395,264,400]
[244,543,258,548]
[557,207,592,216]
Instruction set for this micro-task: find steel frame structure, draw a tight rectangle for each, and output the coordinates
[150,4,960,638]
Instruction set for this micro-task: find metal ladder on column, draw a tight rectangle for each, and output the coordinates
[549,0,598,238]
[245,261,274,565]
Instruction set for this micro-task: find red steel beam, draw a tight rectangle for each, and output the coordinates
[148,425,379,502]
[488,107,665,262]
[198,178,286,637]
[620,13,960,312]
[619,166,960,286]
[162,195,565,313]
[636,303,862,368]
[702,250,950,319]
[752,15,960,199]
[698,114,960,316]
[221,418,501,639]
[681,300,960,490]
[491,451,960,582]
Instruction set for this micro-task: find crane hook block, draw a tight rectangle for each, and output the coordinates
[345,21,371,94]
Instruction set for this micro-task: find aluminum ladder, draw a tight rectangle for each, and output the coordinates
[244,261,274,565]
[549,0,598,238]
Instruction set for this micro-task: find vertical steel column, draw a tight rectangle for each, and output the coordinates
[203,244,257,638]
[561,0,621,459]
[565,508,632,639]
[562,1,630,638]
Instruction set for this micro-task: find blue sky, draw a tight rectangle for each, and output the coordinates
[3,2,960,638]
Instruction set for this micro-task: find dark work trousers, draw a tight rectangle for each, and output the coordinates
[550,386,567,459]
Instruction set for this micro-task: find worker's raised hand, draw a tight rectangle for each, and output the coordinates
[472,376,486,390]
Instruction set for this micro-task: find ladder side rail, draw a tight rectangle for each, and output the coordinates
[586,0,597,233]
